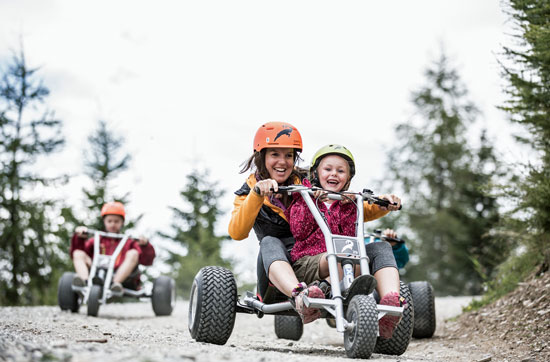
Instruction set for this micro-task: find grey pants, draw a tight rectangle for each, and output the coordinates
[256,236,295,299]
[366,241,398,274]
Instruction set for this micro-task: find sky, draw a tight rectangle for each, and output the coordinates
[0,0,526,283]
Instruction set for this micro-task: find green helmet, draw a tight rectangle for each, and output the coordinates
[310,144,356,179]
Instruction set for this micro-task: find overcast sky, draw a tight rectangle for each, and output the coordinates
[0,1,524,282]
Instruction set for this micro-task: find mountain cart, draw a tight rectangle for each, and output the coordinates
[188,186,414,359]
[58,229,175,317]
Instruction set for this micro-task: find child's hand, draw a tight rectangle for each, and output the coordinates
[382,228,398,239]
[341,193,356,204]
[312,189,328,201]
[137,236,149,246]
[378,194,401,211]
[75,226,88,237]
[253,179,278,197]
[382,229,398,246]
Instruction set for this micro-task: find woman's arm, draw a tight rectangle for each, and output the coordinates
[363,202,390,221]
[228,192,265,240]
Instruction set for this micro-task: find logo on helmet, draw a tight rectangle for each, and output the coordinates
[274,127,293,142]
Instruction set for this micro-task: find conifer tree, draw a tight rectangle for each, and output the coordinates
[159,169,232,295]
[78,119,138,230]
[385,53,505,295]
[499,0,550,270]
[0,48,66,305]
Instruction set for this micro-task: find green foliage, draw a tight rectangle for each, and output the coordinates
[498,0,550,268]
[471,0,550,305]
[0,48,67,305]
[464,247,543,311]
[159,169,232,297]
[77,119,140,230]
[385,53,507,295]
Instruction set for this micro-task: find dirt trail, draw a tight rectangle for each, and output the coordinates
[0,295,506,362]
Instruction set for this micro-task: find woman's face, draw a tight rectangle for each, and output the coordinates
[265,148,295,184]
[103,214,124,233]
[317,155,351,192]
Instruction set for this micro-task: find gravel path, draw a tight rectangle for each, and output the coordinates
[1,296,494,362]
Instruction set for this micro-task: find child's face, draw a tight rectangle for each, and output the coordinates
[265,148,295,184]
[317,155,351,192]
[103,215,124,233]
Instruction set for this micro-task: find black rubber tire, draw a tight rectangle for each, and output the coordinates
[409,281,436,338]
[152,276,176,316]
[326,318,336,328]
[57,272,80,313]
[274,315,303,341]
[188,266,237,345]
[344,295,379,359]
[87,285,102,317]
[374,281,414,355]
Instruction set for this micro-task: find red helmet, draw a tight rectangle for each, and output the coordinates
[253,122,302,152]
[100,202,125,220]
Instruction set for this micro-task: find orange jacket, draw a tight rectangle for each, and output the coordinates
[228,174,301,241]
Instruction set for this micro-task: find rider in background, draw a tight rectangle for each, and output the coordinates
[379,228,409,269]
[286,144,404,337]
[228,122,325,324]
[69,202,155,293]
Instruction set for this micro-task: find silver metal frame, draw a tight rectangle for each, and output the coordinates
[241,185,404,335]
[71,229,151,306]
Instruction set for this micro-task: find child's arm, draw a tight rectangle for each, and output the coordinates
[137,241,155,266]
[83,238,94,258]
[228,192,264,240]
[69,229,88,258]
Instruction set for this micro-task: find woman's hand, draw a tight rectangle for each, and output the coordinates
[253,179,279,197]
[378,194,401,211]
[75,226,88,237]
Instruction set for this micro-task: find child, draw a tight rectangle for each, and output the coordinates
[287,144,404,337]
[69,201,155,293]
[228,121,325,324]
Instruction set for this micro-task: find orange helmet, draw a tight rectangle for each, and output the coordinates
[100,201,125,220]
[253,122,303,152]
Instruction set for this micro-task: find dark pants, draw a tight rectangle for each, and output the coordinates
[256,236,295,301]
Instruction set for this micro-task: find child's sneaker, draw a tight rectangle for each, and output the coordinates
[72,276,86,287]
[379,291,406,339]
[292,282,325,324]
[110,282,123,294]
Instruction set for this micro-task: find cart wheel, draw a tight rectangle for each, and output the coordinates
[87,285,102,317]
[57,272,80,313]
[344,295,378,359]
[188,266,237,345]
[408,281,436,338]
[274,315,303,340]
[326,318,336,328]
[152,276,176,316]
[374,281,414,355]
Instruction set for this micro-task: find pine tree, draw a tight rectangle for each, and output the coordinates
[0,48,66,305]
[79,119,138,230]
[385,53,506,295]
[499,0,550,269]
[159,169,232,295]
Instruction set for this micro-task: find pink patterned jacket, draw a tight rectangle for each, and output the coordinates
[286,179,389,263]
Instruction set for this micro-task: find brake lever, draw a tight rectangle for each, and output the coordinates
[362,189,402,210]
